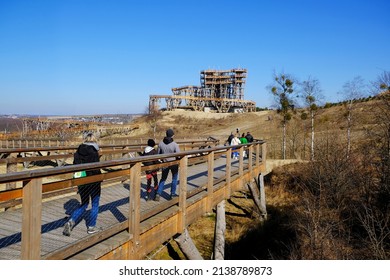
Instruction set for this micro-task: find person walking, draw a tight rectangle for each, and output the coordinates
[154,128,180,201]
[63,133,102,236]
[225,132,234,146]
[240,133,248,158]
[245,132,254,143]
[230,133,241,159]
[240,133,248,144]
[141,139,159,201]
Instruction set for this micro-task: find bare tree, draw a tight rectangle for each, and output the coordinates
[338,76,367,156]
[268,72,296,159]
[145,106,162,139]
[299,77,323,161]
[354,70,390,259]
[370,70,390,96]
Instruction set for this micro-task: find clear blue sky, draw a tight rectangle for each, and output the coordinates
[1,0,389,115]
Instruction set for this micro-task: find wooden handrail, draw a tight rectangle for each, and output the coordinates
[0,139,219,154]
[0,141,264,185]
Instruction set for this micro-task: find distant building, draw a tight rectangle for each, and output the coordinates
[149,68,255,113]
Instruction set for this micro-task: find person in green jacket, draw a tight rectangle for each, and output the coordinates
[240,133,248,158]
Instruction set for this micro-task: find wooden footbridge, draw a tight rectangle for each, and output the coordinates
[0,140,266,260]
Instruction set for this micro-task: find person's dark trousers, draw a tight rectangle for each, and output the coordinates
[157,164,179,196]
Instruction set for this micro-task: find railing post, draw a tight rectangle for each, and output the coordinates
[261,142,267,172]
[239,146,244,188]
[6,158,17,190]
[128,162,141,259]
[256,143,260,168]
[21,178,42,259]
[248,145,253,175]
[225,148,232,199]
[207,151,214,212]
[177,156,188,234]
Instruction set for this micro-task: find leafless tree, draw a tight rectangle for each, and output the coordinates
[299,77,323,160]
[145,106,162,139]
[338,76,367,156]
[353,70,390,259]
[267,71,296,159]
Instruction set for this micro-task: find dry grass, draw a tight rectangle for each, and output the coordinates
[145,190,264,260]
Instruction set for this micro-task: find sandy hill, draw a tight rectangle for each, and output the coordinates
[126,98,381,160]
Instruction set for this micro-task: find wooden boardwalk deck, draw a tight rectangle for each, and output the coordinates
[0,157,245,260]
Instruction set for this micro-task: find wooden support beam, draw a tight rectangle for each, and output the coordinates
[174,228,203,260]
[258,173,267,218]
[248,174,267,219]
[213,200,225,260]
[21,178,42,259]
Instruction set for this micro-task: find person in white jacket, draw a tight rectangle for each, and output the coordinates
[230,133,241,159]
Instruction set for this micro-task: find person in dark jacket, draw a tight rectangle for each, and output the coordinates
[154,128,180,201]
[63,133,102,236]
[142,139,159,201]
[245,132,254,143]
[225,132,234,146]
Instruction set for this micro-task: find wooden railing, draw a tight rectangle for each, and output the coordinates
[0,137,219,149]
[0,140,266,260]
[0,138,220,173]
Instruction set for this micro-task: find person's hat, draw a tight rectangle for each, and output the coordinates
[147,139,155,147]
[166,128,174,137]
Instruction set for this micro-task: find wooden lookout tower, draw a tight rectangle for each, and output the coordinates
[149,68,256,113]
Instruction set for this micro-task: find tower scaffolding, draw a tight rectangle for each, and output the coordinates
[149,68,255,113]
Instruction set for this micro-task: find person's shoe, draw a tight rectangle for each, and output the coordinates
[87,226,101,234]
[63,220,75,236]
[170,193,179,199]
[145,193,149,201]
[154,194,160,201]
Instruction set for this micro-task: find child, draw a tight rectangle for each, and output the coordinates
[142,139,159,201]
